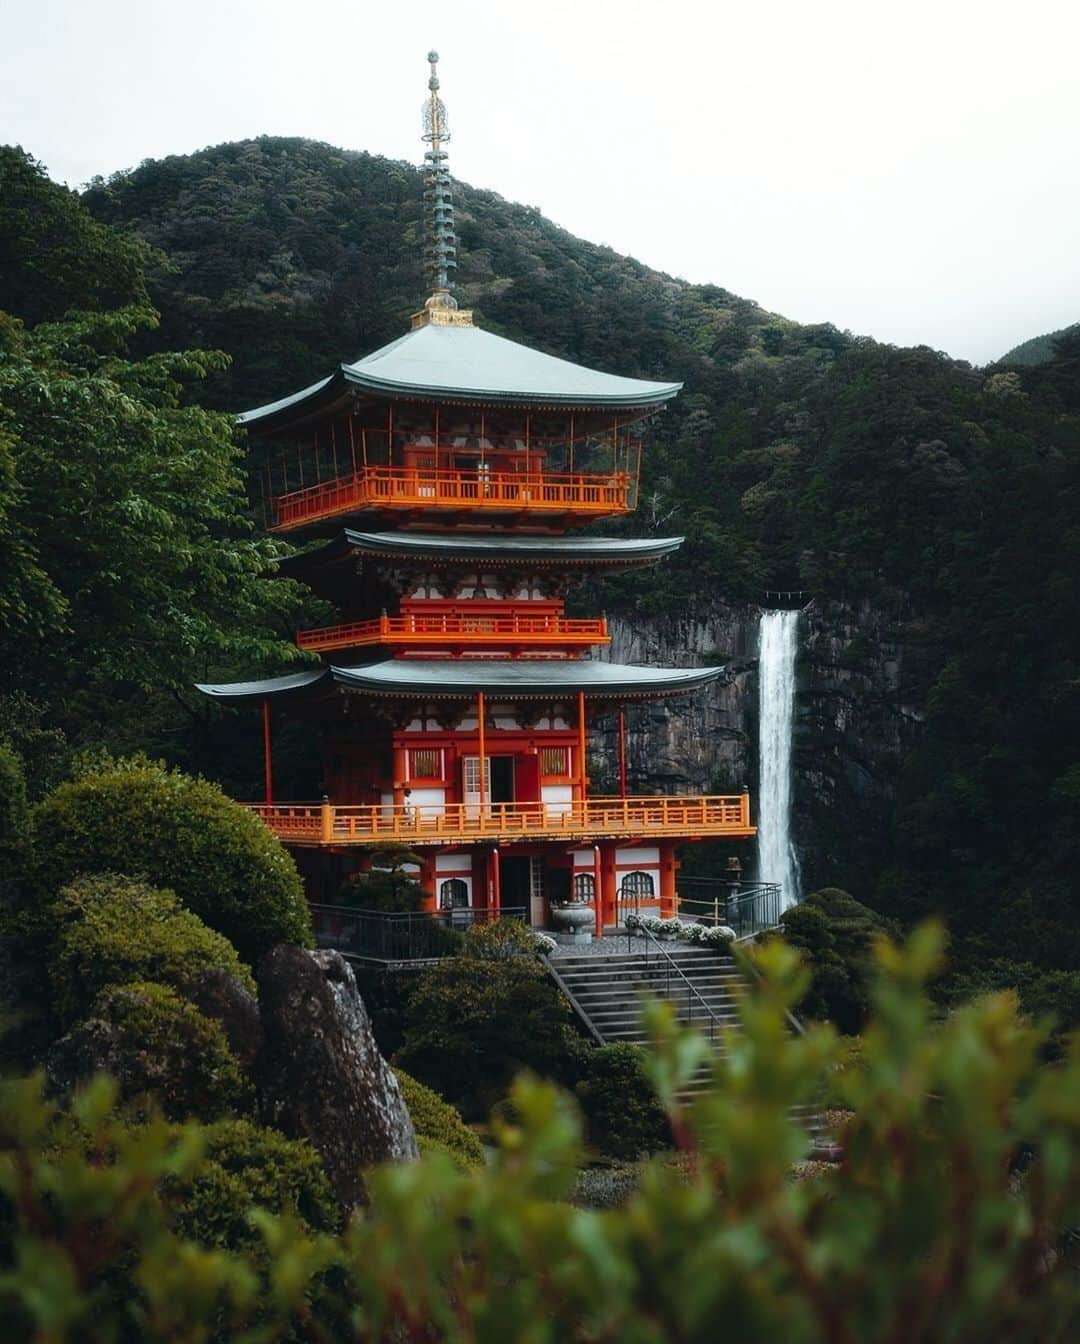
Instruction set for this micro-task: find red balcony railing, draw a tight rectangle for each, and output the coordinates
[246,795,754,847]
[296,612,611,654]
[269,466,634,531]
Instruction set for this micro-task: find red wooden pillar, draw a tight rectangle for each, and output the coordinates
[617,709,627,799]
[262,699,273,805]
[577,691,588,804]
[477,691,487,818]
[600,844,617,928]
[392,742,406,813]
[420,855,437,913]
[660,842,678,919]
[488,847,501,916]
[592,844,603,938]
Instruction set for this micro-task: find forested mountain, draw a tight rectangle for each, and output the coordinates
[1001,323,1080,367]
[3,139,1080,1004]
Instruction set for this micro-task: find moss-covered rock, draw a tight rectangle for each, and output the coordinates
[46,980,253,1120]
[394,1067,484,1171]
[32,760,311,965]
[50,873,254,1025]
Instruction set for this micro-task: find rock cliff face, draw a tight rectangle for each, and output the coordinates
[259,947,418,1209]
[593,599,921,894]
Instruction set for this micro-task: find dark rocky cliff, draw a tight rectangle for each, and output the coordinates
[592,600,920,895]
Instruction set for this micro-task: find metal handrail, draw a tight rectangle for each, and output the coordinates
[542,957,606,1046]
[627,922,725,1044]
[309,903,528,963]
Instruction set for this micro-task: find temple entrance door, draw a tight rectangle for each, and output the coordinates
[514,753,540,805]
[500,857,531,918]
[463,755,514,818]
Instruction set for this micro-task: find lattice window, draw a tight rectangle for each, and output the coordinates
[410,747,441,779]
[573,873,596,902]
[619,870,655,910]
[539,746,569,776]
[462,756,489,795]
[439,878,469,909]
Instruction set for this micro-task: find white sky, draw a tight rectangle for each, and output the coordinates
[3,0,1078,363]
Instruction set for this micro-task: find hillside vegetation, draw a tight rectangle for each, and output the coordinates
[1,139,1079,994]
[1001,323,1080,366]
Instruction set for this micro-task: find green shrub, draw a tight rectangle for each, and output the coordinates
[50,873,255,1026]
[165,1117,339,1248]
[48,981,252,1121]
[393,1067,484,1171]
[575,1044,672,1158]
[776,886,895,1032]
[4,926,1080,1341]
[461,917,550,960]
[31,759,311,965]
[0,740,30,902]
[396,953,583,1117]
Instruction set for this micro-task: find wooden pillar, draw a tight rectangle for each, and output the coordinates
[600,844,617,929]
[577,691,588,804]
[592,844,603,939]
[489,846,501,915]
[392,741,406,813]
[477,691,487,817]
[660,842,678,919]
[262,699,273,805]
[617,709,627,799]
[420,855,437,913]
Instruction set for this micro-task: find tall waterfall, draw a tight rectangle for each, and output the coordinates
[757,608,800,910]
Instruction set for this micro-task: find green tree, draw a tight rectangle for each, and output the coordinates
[47,873,255,1027]
[48,980,253,1121]
[31,760,311,967]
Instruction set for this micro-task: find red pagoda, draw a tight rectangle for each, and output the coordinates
[198,53,754,936]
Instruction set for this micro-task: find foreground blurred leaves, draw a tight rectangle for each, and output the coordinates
[2,924,1078,1341]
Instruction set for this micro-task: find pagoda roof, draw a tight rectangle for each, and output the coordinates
[196,658,720,705]
[237,322,681,429]
[277,529,684,577]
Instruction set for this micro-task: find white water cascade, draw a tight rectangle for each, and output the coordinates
[756,608,801,910]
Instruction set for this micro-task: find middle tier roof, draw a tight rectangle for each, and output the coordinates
[197,658,721,705]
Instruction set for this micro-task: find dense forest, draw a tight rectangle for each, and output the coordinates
[2,138,1080,1009]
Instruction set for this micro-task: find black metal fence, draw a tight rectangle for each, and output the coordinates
[309,904,528,964]
[677,882,785,939]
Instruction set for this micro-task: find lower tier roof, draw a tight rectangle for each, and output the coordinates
[277,529,684,578]
[196,659,720,705]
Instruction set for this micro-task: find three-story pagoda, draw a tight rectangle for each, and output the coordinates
[198,53,755,934]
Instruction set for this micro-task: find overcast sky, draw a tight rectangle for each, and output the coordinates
[3,0,1078,364]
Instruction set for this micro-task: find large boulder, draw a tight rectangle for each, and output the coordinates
[258,947,418,1209]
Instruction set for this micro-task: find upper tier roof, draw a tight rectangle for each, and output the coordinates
[196,659,720,704]
[238,322,682,429]
[277,529,685,577]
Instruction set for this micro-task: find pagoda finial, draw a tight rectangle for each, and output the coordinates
[420,49,459,315]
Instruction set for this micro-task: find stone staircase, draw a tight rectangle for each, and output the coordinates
[549,944,743,1048]
[547,941,827,1145]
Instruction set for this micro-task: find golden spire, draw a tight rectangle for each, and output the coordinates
[414,50,472,328]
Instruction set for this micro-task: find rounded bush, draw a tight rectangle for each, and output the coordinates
[394,1067,484,1171]
[396,953,582,1117]
[32,759,311,965]
[165,1117,339,1249]
[50,873,255,1026]
[575,1045,671,1159]
[48,980,252,1120]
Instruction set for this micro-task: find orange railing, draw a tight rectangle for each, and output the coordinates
[296,612,610,654]
[246,795,754,846]
[270,466,634,531]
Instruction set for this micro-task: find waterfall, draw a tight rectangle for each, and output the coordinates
[757,608,800,910]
